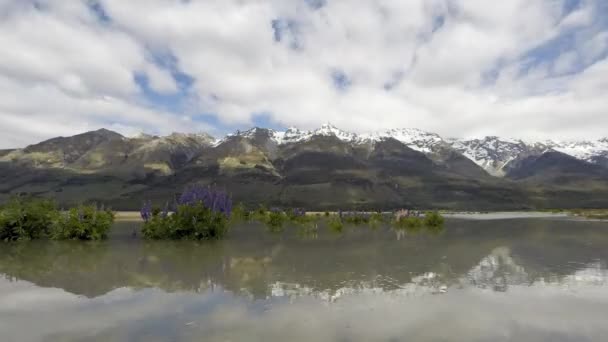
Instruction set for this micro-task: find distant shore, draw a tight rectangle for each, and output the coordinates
[115,210,608,222]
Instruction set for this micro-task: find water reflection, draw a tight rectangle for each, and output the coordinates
[1,219,608,341]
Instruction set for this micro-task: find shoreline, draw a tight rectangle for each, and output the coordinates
[114,210,607,222]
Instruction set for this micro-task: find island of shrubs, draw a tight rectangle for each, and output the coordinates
[140,185,232,240]
[1,185,446,242]
[0,197,114,242]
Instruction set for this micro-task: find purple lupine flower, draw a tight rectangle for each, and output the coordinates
[292,208,306,217]
[140,200,152,222]
[177,184,233,217]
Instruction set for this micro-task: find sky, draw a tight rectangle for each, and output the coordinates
[0,0,607,148]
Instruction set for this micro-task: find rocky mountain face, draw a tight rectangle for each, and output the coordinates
[505,151,608,182]
[0,129,215,176]
[449,137,550,176]
[228,124,608,177]
[549,139,608,168]
[0,149,14,158]
[1,125,608,210]
[450,136,608,176]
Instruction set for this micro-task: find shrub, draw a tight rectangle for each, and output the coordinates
[140,185,232,240]
[0,197,58,241]
[251,205,268,221]
[265,209,287,232]
[287,208,318,225]
[51,204,114,241]
[342,212,370,225]
[369,212,385,229]
[140,212,170,240]
[142,204,229,240]
[173,203,229,239]
[287,207,305,220]
[424,211,445,227]
[230,203,250,222]
[327,215,344,233]
[393,216,423,230]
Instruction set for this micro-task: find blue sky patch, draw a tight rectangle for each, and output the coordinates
[331,70,352,91]
[304,0,327,10]
[271,18,301,49]
[88,1,111,23]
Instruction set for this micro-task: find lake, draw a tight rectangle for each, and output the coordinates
[1,216,608,341]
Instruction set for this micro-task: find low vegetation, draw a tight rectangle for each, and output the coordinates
[50,205,115,241]
[0,197,57,241]
[0,197,114,241]
[394,216,423,230]
[327,215,345,233]
[264,209,288,232]
[568,209,608,220]
[2,191,447,242]
[140,185,232,240]
[141,201,447,238]
[423,211,445,227]
[393,211,445,231]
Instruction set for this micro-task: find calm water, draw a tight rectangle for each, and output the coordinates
[1,217,608,342]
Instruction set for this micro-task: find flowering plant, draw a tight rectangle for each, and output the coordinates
[140,185,232,240]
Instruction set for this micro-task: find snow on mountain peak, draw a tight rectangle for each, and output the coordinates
[362,128,445,153]
[313,123,358,142]
[276,127,312,144]
[221,124,442,152]
[548,138,608,161]
[449,137,541,176]
[223,125,608,175]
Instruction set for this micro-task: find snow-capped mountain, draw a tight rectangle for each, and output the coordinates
[549,139,608,165]
[360,128,445,153]
[227,124,608,176]
[231,124,446,154]
[4,125,608,210]
[449,137,552,176]
[450,137,608,176]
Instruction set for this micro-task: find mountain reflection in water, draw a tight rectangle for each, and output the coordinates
[1,218,608,341]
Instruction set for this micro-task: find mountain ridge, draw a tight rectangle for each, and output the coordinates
[4,125,608,177]
[222,125,608,176]
[2,126,608,210]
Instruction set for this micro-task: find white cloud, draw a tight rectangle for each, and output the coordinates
[0,0,607,148]
[144,64,179,94]
[559,5,594,29]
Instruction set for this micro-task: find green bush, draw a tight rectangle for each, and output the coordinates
[393,216,423,230]
[369,212,385,229]
[51,205,114,241]
[423,211,445,227]
[230,203,250,223]
[0,197,58,241]
[141,203,229,240]
[288,214,317,225]
[327,216,344,233]
[251,205,268,222]
[265,210,287,232]
[370,212,384,222]
[342,214,369,225]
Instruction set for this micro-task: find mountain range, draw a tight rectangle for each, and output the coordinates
[1,124,608,210]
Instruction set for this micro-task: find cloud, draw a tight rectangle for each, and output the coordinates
[0,0,607,148]
[3,271,608,341]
